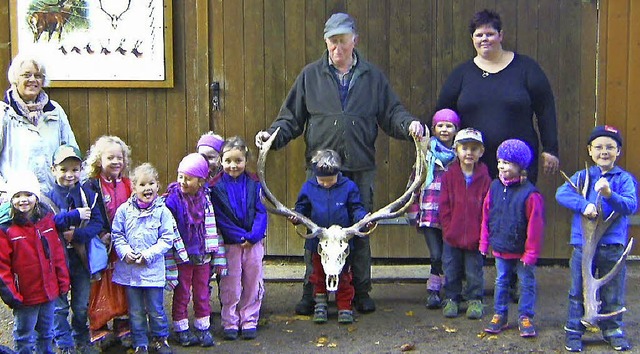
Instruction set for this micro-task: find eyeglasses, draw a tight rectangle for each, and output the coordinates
[20,72,45,80]
[590,144,618,152]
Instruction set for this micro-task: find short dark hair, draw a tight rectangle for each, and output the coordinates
[469,9,502,35]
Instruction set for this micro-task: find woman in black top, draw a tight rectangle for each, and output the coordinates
[434,9,559,184]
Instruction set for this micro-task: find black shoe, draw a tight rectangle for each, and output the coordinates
[242,328,257,340]
[223,329,238,341]
[354,293,376,313]
[295,296,315,315]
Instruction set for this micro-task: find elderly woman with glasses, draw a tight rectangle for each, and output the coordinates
[1,52,78,195]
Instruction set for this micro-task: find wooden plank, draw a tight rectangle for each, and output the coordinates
[626,0,640,179]
[107,90,128,141]
[411,0,431,121]
[223,0,245,138]
[88,89,109,146]
[145,90,168,183]
[347,0,368,58]
[126,89,148,169]
[243,0,265,152]
[0,1,9,90]
[66,91,90,152]
[194,0,210,145]
[210,0,226,135]
[494,0,516,51]
[263,0,288,255]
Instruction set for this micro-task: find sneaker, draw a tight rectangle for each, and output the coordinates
[294,295,315,315]
[223,329,238,341]
[313,302,328,323]
[426,290,442,309]
[354,293,376,313]
[151,337,173,354]
[466,300,484,319]
[605,336,631,351]
[197,329,215,347]
[484,314,508,334]
[58,348,74,354]
[338,310,354,324]
[442,299,459,318]
[134,346,148,354]
[518,316,537,337]
[242,328,257,340]
[565,334,583,352]
[175,330,199,347]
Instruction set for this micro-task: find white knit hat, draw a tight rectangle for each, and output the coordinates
[6,171,41,200]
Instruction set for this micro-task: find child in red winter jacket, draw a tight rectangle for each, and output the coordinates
[0,172,70,354]
[439,128,491,320]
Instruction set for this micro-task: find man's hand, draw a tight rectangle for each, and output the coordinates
[62,229,74,243]
[541,152,559,175]
[408,121,425,138]
[77,207,91,220]
[255,131,271,148]
[287,215,300,225]
[241,241,252,249]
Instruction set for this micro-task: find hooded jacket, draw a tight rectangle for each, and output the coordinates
[0,210,70,308]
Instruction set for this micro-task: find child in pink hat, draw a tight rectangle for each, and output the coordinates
[408,108,460,309]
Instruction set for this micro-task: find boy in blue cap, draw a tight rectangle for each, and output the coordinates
[556,125,638,352]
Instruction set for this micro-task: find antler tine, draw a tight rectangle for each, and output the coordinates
[345,135,425,236]
[257,127,322,239]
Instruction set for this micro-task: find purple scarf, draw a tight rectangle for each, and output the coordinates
[7,85,48,126]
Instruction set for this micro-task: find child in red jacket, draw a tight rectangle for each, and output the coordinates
[439,128,491,319]
[0,172,70,354]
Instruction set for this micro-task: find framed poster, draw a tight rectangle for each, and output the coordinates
[10,0,174,88]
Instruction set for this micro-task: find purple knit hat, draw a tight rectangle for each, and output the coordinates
[497,139,533,170]
[178,153,209,179]
[432,108,460,128]
[197,134,224,153]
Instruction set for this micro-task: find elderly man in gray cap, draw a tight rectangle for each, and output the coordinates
[256,13,424,315]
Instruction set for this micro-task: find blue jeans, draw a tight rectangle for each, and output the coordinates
[442,243,484,302]
[494,258,536,318]
[125,286,169,348]
[421,227,443,275]
[54,248,91,349]
[13,300,56,354]
[566,245,626,338]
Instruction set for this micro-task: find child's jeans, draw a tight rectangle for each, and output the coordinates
[13,300,56,354]
[54,248,91,349]
[220,242,264,331]
[494,257,536,318]
[442,243,484,301]
[309,252,354,311]
[566,244,626,338]
[125,286,169,348]
[421,227,443,275]
[172,262,212,331]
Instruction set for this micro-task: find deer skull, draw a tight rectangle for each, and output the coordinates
[257,127,425,292]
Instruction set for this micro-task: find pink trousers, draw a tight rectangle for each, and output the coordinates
[220,241,264,331]
[172,262,212,331]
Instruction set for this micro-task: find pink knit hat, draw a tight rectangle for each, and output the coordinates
[432,108,460,128]
[178,153,209,179]
[197,134,224,153]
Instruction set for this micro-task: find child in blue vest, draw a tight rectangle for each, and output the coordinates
[48,145,104,354]
[556,125,638,352]
[480,139,544,338]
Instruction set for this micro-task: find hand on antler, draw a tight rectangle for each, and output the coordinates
[408,121,425,138]
[287,215,300,225]
[594,177,612,197]
[583,203,598,219]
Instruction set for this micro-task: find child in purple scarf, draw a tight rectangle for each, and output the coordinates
[165,153,226,348]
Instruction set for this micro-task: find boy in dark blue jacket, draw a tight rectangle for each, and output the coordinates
[289,149,368,325]
[556,125,638,352]
[47,145,104,354]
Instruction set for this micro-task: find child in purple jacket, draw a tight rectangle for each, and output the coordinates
[165,153,227,347]
[209,137,268,341]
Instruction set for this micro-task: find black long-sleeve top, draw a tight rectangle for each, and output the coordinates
[434,53,558,183]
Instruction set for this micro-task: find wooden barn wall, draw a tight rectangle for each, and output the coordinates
[0,1,603,259]
[598,0,640,250]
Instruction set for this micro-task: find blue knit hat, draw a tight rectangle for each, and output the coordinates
[588,125,622,147]
[496,139,532,170]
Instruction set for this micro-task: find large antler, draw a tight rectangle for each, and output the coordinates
[343,135,424,237]
[560,166,634,328]
[257,128,323,239]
